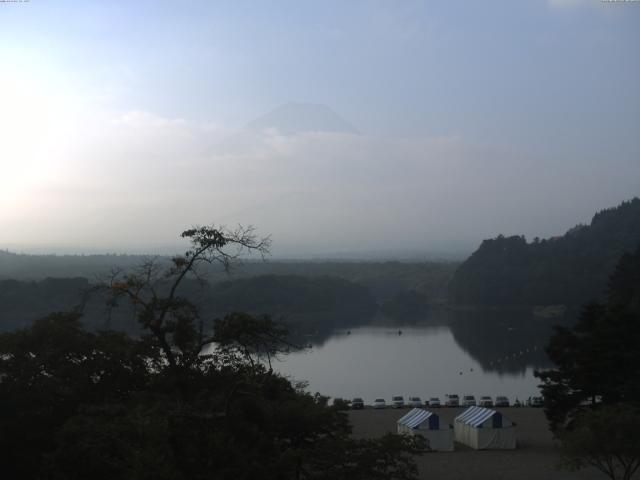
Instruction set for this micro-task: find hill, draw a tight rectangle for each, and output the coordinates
[0,277,90,331]
[0,250,143,280]
[448,198,640,306]
[0,251,456,305]
[0,274,378,335]
[205,274,376,333]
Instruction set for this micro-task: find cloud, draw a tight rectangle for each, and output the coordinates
[4,107,637,257]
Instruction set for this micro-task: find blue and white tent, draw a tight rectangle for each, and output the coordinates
[397,408,454,451]
[454,406,516,450]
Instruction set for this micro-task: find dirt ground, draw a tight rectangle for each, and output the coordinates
[348,407,607,480]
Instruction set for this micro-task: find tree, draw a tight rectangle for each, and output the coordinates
[559,405,640,480]
[448,198,640,307]
[0,312,423,480]
[0,312,152,480]
[212,311,294,370]
[536,247,640,480]
[535,246,640,431]
[300,433,426,480]
[1,225,426,479]
[101,224,271,370]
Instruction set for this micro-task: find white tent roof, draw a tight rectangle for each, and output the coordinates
[454,406,516,449]
[397,408,436,429]
[455,406,508,428]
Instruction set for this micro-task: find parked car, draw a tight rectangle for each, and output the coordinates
[428,397,441,408]
[407,396,422,408]
[445,394,459,407]
[351,397,365,410]
[373,398,386,409]
[479,396,493,407]
[495,395,510,407]
[527,396,544,407]
[462,395,477,407]
[392,395,405,408]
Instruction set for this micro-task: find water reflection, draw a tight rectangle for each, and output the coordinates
[446,309,565,375]
[276,310,570,402]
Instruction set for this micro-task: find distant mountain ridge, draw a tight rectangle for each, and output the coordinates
[246,102,359,135]
[448,198,640,306]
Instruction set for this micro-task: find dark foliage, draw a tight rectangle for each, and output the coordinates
[0,277,89,330]
[535,247,640,479]
[1,275,377,335]
[558,404,640,480]
[449,198,640,306]
[207,274,377,332]
[0,313,152,479]
[380,289,430,321]
[0,312,424,480]
[536,246,640,431]
[0,225,424,479]
[1,249,457,306]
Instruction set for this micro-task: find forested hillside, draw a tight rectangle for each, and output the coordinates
[449,198,640,306]
[0,278,90,330]
[0,251,142,280]
[0,275,377,334]
[0,251,456,304]
[206,275,377,332]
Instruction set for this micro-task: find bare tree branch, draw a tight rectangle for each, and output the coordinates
[93,224,271,371]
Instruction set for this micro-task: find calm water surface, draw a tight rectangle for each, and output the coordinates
[274,312,561,404]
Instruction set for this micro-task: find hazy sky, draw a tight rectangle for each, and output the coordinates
[0,0,638,258]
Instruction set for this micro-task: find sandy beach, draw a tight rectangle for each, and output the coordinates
[348,407,606,480]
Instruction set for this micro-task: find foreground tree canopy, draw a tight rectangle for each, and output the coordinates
[536,245,640,480]
[559,405,640,480]
[536,245,640,430]
[0,225,425,480]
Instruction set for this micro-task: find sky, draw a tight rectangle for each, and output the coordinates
[0,0,638,258]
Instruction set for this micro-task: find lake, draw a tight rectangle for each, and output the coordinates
[274,310,566,404]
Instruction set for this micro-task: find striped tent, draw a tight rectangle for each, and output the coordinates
[454,406,516,450]
[397,408,454,451]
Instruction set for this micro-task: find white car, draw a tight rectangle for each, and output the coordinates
[462,395,476,407]
[392,395,405,408]
[479,396,493,407]
[407,396,422,407]
[373,398,386,409]
[428,397,441,408]
[445,394,459,407]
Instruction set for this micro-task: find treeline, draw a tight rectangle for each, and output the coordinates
[534,246,640,479]
[0,250,143,280]
[0,251,457,304]
[449,198,640,306]
[379,290,430,322]
[0,258,458,332]
[205,275,376,333]
[0,226,425,479]
[0,278,90,330]
[0,274,379,334]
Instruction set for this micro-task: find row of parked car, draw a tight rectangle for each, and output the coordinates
[348,394,544,409]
